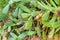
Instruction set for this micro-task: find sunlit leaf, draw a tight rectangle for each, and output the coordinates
[19,4,31,13]
[54,33,58,39]
[42,11,50,21]
[54,0,60,5]
[35,27,41,37]
[32,11,39,17]
[55,27,60,33]
[0,14,4,21]
[8,38,15,40]
[0,28,4,36]
[24,16,32,30]
[42,21,51,27]
[8,27,11,32]
[10,32,17,38]
[2,4,10,14]
[21,13,30,18]
[42,31,47,40]
[13,0,21,2]
[19,33,27,38]
[9,0,21,4]
[53,21,60,28]
[13,7,19,17]
[5,21,15,27]
[21,0,30,3]
[16,38,22,40]
[41,1,51,10]
[48,28,55,38]
[37,1,47,10]
[49,16,56,27]
[45,0,51,7]
[27,31,36,35]
[50,0,57,7]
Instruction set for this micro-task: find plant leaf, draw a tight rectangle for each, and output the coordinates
[53,21,60,28]
[21,13,30,18]
[48,28,55,38]
[41,1,50,10]
[35,27,41,37]
[49,16,56,27]
[55,27,60,33]
[42,11,50,21]
[16,38,22,40]
[54,0,60,5]
[27,31,36,36]
[24,16,32,30]
[8,38,15,40]
[32,11,39,17]
[42,21,51,27]
[19,33,27,38]
[42,31,47,40]
[2,4,10,14]
[5,21,15,27]
[45,0,51,7]
[50,0,57,7]
[37,1,48,10]
[19,4,31,13]
[0,14,4,21]
[13,7,19,17]
[10,32,17,38]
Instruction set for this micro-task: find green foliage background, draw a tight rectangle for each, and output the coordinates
[0,0,60,40]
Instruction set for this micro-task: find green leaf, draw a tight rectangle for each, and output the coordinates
[8,38,15,40]
[8,27,11,32]
[13,7,19,17]
[13,0,21,2]
[37,1,47,10]
[54,0,60,5]
[45,0,51,7]
[41,1,51,10]
[48,28,55,38]
[9,0,21,4]
[24,16,32,30]
[21,0,30,3]
[27,31,36,35]
[21,13,30,18]
[0,0,6,7]
[18,9,22,19]
[35,27,41,37]
[0,14,4,21]
[42,11,50,21]
[19,4,31,13]
[2,4,10,14]
[55,27,60,33]
[0,28,4,36]
[42,31,47,40]
[30,0,35,6]
[42,21,51,27]
[54,21,60,28]
[10,18,19,23]
[37,1,51,10]
[32,11,39,17]
[50,0,57,7]
[19,31,36,38]
[5,21,15,27]
[19,33,27,38]
[16,38,22,40]
[49,16,56,27]
[10,32,17,38]
[49,16,56,23]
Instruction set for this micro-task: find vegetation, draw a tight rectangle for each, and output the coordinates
[0,0,60,40]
